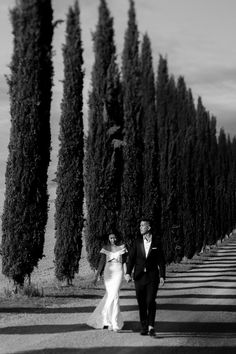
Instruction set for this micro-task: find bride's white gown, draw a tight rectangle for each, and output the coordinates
[87,246,127,331]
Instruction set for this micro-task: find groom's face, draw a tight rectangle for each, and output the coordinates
[140,221,151,235]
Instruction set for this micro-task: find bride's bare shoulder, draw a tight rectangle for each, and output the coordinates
[118,244,127,251]
[101,245,111,252]
[118,243,125,248]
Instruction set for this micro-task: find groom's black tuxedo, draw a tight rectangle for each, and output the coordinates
[126,237,166,282]
[126,236,166,329]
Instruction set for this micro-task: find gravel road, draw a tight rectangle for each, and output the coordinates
[1,234,236,354]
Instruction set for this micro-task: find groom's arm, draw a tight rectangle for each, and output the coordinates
[157,243,166,280]
[125,241,137,281]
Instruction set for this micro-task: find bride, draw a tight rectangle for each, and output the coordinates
[86,231,127,332]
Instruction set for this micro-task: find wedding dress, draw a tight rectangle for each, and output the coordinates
[87,245,127,331]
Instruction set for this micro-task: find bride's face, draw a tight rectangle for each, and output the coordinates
[109,234,117,245]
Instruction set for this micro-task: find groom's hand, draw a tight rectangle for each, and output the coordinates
[125,274,132,283]
[160,277,165,287]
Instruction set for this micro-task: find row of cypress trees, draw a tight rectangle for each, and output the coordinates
[85,0,236,268]
[1,0,235,285]
[1,0,85,286]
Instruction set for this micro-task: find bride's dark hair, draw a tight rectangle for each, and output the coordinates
[107,228,122,245]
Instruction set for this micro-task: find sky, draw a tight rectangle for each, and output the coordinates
[0,0,236,210]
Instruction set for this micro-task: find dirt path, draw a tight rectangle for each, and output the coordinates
[1,234,236,354]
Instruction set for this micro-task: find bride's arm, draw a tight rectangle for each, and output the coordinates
[94,253,106,284]
[122,248,128,277]
[123,262,127,275]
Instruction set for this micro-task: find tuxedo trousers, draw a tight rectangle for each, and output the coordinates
[134,273,159,327]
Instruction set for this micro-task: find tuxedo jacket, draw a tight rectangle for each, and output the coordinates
[126,236,166,282]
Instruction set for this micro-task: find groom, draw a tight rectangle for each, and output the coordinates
[125,219,165,336]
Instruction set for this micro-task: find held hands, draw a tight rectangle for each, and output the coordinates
[159,277,165,287]
[124,274,132,283]
[125,274,164,285]
[93,274,100,285]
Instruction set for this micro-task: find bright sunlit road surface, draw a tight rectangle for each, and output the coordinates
[1,233,236,354]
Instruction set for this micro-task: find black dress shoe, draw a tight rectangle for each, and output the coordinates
[140,327,148,335]
[148,328,156,337]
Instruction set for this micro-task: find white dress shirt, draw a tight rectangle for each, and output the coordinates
[143,234,152,257]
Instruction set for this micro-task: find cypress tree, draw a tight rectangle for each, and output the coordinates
[205,113,215,247]
[181,89,197,258]
[165,76,180,263]
[194,98,213,251]
[102,55,123,232]
[140,33,160,233]
[156,56,169,147]
[1,0,53,285]
[120,0,142,246]
[226,135,233,233]
[229,137,236,230]
[85,0,122,269]
[182,125,197,258]
[208,116,218,245]
[216,128,229,240]
[156,56,174,260]
[174,76,188,261]
[54,1,84,284]
[176,79,196,259]
[201,111,215,248]
[194,98,206,252]
[156,55,169,233]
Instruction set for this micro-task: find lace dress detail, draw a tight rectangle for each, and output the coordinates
[86,245,127,330]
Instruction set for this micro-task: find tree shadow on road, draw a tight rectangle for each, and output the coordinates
[123,303,236,312]
[15,346,236,354]
[176,258,236,264]
[166,279,236,283]
[123,321,236,334]
[160,285,236,290]
[0,302,236,315]
[0,306,96,314]
[167,274,236,278]
[156,294,236,299]
[0,323,91,335]
[1,320,236,336]
[176,269,236,273]
[44,294,103,299]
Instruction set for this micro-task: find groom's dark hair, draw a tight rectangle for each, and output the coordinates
[140,218,152,229]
